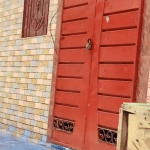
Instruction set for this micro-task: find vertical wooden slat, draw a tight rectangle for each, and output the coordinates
[22,0,50,37]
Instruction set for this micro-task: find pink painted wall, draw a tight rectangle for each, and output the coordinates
[136,0,150,103]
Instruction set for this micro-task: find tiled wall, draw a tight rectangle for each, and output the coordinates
[0,0,63,148]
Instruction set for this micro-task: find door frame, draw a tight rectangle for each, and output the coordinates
[47,0,64,146]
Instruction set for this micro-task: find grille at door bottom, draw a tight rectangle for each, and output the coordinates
[98,127,117,145]
[53,118,75,133]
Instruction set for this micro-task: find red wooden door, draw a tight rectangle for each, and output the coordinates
[49,0,144,150]
[49,0,97,149]
[84,0,144,150]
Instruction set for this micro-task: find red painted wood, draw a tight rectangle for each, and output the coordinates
[56,78,82,92]
[99,80,133,97]
[60,34,87,48]
[104,0,140,14]
[54,105,78,120]
[64,0,88,8]
[99,46,136,62]
[59,49,85,63]
[101,29,138,45]
[63,5,88,22]
[50,0,144,149]
[50,0,97,149]
[55,91,79,106]
[57,64,84,77]
[99,64,134,79]
[83,1,106,150]
[22,0,50,38]
[62,20,88,35]
[98,95,131,113]
[102,11,139,30]
[98,111,119,129]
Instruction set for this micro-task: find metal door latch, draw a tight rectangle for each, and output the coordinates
[86,39,92,50]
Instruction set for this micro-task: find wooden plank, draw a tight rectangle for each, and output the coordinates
[52,130,75,146]
[98,80,133,97]
[99,142,116,150]
[59,49,85,63]
[101,29,138,45]
[102,11,139,30]
[99,46,136,62]
[99,64,134,79]
[98,95,131,113]
[64,0,88,8]
[56,78,82,91]
[57,64,84,77]
[54,105,78,120]
[63,5,88,22]
[117,109,128,150]
[62,19,88,35]
[55,91,79,106]
[98,111,119,129]
[104,0,140,14]
[52,128,85,149]
[60,34,87,48]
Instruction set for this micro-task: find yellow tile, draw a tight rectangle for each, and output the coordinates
[39,84,46,91]
[28,102,35,108]
[27,125,34,131]
[37,121,43,128]
[32,79,37,84]
[19,118,26,124]
[39,97,45,104]
[43,49,49,55]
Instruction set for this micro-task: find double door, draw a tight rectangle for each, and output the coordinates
[49,0,144,150]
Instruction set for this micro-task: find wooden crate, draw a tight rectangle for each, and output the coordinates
[117,103,150,150]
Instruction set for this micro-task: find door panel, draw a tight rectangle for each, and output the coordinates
[62,20,88,35]
[59,49,85,63]
[98,111,119,129]
[98,64,134,79]
[98,80,133,97]
[104,0,140,14]
[54,105,78,120]
[99,46,136,62]
[55,91,79,106]
[51,0,97,149]
[60,34,87,48]
[64,0,88,8]
[84,0,143,149]
[56,78,82,92]
[98,95,131,113]
[102,11,139,30]
[63,5,88,21]
[101,29,138,45]
[58,64,84,77]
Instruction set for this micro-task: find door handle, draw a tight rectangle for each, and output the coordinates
[86,39,92,50]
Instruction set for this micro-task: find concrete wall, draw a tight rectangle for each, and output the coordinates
[0,0,58,146]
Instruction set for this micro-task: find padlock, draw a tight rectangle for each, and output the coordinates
[86,39,92,50]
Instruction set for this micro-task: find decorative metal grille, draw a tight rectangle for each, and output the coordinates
[98,127,117,145]
[53,118,75,133]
